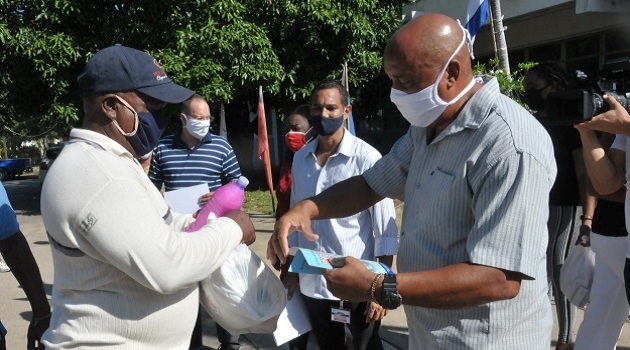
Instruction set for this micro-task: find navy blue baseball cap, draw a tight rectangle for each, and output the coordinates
[77,44,194,103]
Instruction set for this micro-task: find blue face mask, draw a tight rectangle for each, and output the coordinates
[127,110,167,156]
[113,96,167,157]
[312,115,344,136]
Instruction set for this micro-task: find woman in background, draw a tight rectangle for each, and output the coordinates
[274,104,314,350]
[275,105,314,221]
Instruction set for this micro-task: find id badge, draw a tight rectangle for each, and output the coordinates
[331,306,351,324]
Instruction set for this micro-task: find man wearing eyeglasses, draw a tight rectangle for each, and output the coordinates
[149,94,242,205]
[149,94,243,349]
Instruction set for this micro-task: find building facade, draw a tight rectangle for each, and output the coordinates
[403,0,630,82]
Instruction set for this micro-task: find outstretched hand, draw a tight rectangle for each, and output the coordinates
[267,202,319,266]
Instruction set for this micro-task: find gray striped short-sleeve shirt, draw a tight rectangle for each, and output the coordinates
[364,76,556,349]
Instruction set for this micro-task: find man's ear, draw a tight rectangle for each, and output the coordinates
[101,94,119,121]
[344,104,352,121]
[179,113,187,126]
[445,60,461,89]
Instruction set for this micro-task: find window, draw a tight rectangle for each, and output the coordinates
[528,43,561,62]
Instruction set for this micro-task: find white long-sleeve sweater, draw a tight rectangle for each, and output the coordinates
[40,129,243,349]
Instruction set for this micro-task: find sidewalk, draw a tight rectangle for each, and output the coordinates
[2,178,630,349]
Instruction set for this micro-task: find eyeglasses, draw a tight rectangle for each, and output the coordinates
[183,113,213,122]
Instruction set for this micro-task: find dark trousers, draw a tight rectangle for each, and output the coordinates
[189,307,240,349]
[216,324,240,347]
[624,258,630,306]
[297,294,383,350]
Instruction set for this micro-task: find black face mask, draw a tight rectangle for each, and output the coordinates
[127,110,167,156]
[522,87,548,111]
[311,115,344,136]
[112,95,167,157]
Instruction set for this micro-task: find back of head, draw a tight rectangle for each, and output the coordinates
[77,44,193,104]
[526,61,568,90]
[522,61,569,113]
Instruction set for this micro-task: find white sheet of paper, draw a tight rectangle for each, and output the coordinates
[273,290,312,346]
[163,183,208,214]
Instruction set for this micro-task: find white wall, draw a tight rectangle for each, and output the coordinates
[402,0,572,23]
[474,2,630,57]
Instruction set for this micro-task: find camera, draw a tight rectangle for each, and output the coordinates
[544,59,630,125]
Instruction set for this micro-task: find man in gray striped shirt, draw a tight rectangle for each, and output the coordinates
[270,13,556,349]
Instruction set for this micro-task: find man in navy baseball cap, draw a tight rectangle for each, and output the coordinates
[78,44,193,103]
[39,44,256,349]
[74,44,194,158]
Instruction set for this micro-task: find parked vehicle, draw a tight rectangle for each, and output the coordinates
[39,145,64,186]
[0,158,33,181]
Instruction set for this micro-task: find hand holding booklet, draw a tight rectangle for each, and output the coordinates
[288,247,393,275]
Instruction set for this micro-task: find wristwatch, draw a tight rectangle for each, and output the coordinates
[376,273,402,310]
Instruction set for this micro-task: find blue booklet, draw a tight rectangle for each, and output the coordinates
[288,247,393,275]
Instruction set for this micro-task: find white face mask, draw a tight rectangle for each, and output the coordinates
[184,115,210,140]
[390,25,476,128]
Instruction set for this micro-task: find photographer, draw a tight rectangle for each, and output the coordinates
[523,62,587,350]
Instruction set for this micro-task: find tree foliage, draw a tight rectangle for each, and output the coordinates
[0,0,407,139]
[472,57,536,103]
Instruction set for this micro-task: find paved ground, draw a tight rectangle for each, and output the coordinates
[2,176,630,349]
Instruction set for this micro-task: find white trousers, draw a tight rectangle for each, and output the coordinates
[574,233,629,350]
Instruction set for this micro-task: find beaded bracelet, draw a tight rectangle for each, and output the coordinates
[370,274,384,301]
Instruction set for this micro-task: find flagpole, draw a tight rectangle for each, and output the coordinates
[343,62,350,130]
[489,5,498,59]
[219,102,227,138]
[489,0,510,75]
[344,62,349,93]
[341,61,356,135]
[257,86,276,212]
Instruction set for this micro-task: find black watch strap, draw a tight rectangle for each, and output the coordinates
[377,273,402,310]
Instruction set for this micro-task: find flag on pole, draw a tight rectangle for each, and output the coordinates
[341,62,356,136]
[257,86,276,210]
[465,0,489,40]
[219,102,227,138]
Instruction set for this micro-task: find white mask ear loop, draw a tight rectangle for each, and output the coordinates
[456,19,475,60]
[432,23,474,105]
[303,126,315,143]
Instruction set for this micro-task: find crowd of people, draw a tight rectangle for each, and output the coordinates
[3,10,630,350]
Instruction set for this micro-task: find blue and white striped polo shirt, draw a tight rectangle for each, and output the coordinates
[149,132,241,192]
